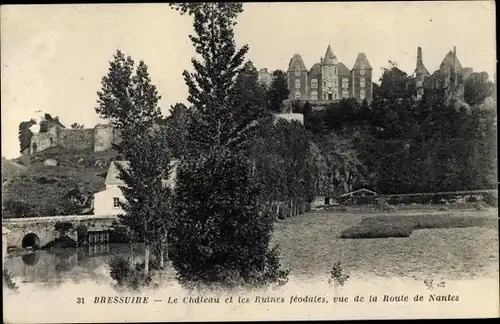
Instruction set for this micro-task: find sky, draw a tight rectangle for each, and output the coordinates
[1,2,496,159]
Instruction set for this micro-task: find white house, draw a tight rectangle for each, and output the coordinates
[93,160,177,216]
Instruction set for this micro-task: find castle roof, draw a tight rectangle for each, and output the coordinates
[440,50,462,70]
[288,54,308,72]
[352,53,372,70]
[338,62,351,75]
[321,44,337,65]
[308,63,321,77]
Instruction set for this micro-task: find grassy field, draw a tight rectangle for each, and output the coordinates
[272,207,498,280]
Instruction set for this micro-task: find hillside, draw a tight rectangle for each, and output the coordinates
[2,147,120,218]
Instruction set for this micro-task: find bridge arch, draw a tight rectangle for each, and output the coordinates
[22,233,40,249]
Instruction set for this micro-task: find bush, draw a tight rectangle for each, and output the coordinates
[108,256,155,291]
[328,261,350,287]
[483,192,498,207]
[170,148,289,290]
[376,198,396,211]
[3,269,19,292]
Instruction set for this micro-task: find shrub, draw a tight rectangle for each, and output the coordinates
[108,256,155,291]
[376,198,396,211]
[483,192,498,207]
[328,262,350,287]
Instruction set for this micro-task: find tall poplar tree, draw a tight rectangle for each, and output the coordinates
[169,3,288,289]
[96,50,172,275]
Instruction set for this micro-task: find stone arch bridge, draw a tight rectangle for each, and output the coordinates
[2,215,118,249]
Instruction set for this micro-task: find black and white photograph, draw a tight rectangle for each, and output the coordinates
[1,2,498,322]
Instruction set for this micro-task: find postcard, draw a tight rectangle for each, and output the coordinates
[2,2,498,323]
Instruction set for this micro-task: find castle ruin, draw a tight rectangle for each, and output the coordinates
[29,124,122,155]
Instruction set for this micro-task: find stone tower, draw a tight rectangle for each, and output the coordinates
[414,47,430,100]
[320,44,339,100]
[287,54,308,101]
[351,53,373,102]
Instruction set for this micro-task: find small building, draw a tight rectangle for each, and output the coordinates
[93,160,177,216]
[339,188,378,198]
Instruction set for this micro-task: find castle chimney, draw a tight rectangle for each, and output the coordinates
[417,47,423,67]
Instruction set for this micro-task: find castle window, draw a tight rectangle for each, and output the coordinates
[311,91,318,101]
[342,90,349,98]
[360,89,366,100]
[342,78,349,89]
[295,91,301,99]
[113,197,120,208]
[323,93,327,100]
[311,79,318,89]
[295,65,301,76]
[360,63,366,70]
[360,78,366,88]
[360,69,366,76]
[327,81,333,89]
[334,66,337,74]
[295,79,301,89]
[323,82,326,89]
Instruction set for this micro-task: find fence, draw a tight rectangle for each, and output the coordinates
[332,189,498,206]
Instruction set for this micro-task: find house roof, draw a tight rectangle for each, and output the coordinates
[339,188,378,197]
[288,54,308,72]
[338,62,351,75]
[105,160,178,187]
[352,53,372,70]
[321,44,337,65]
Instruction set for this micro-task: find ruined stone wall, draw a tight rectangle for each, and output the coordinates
[30,127,59,154]
[30,123,123,155]
[94,124,114,152]
[58,128,94,151]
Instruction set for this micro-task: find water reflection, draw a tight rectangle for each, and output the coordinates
[6,243,146,288]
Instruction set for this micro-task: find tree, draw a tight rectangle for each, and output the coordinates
[266,70,289,112]
[70,123,84,129]
[170,146,289,288]
[96,50,171,275]
[18,119,36,153]
[170,3,255,154]
[169,2,288,289]
[464,72,494,106]
[116,126,174,275]
[96,50,162,130]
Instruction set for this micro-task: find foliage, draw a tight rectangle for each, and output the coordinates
[464,72,494,106]
[170,147,289,289]
[54,221,74,236]
[108,256,155,291]
[95,50,162,129]
[70,123,85,129]
[3,269,19,292]
[266,70,289,112]
[328,262,350,287]
[169,2,253,155]
[169,2,288,289]
[18,119,36,153]
[116,126,174,248]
